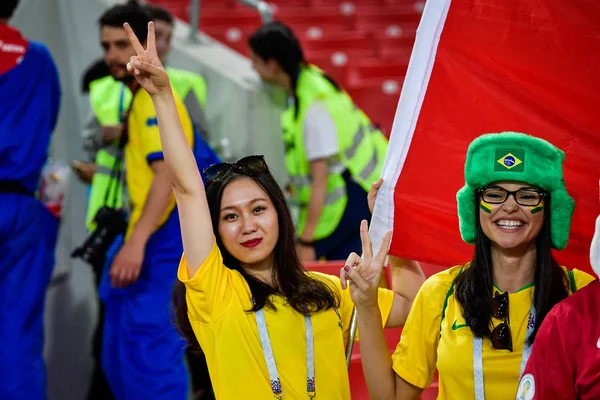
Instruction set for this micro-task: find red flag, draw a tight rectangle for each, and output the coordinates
[371,0,600,274]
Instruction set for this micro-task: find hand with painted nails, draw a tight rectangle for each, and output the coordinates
[340,219,393,308]
[123,21,170,96]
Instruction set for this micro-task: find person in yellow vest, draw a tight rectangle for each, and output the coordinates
[248,21,389,262]
[88,3,194,398]
[81,8,212,234]
[343,132,595,400]
[76,4,212,179]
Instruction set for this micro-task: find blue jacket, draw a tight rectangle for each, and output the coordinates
[0,40,61,192]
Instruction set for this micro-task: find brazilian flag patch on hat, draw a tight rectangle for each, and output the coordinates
[495,149,525,172]
[457,132,574,250]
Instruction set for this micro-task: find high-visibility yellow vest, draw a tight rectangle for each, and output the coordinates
[86,69,208,230]
[282,66,388,240]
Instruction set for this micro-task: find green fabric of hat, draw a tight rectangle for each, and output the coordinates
[456,132,573,250]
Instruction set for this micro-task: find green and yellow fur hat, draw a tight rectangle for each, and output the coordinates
[456,132,574,250]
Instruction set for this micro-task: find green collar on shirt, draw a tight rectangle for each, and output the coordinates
[492,282,534,293]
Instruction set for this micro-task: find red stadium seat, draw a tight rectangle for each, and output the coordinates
[361,20,419,39]
[268,0,312,9]
[346,58,409,86]
[307,51,365,87]
[277,7,355,32]
[347,77,404,135]
[373,33,416,59]
[199,8,263,31]
[203,27,253,56]
[350,358,439,399]
[309,0,388,6]
[354,6,423,28]
[386,0,427,12]
[302,31,377,59]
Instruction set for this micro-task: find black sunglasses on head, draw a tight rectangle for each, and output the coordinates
[202,155,268,184]
[491,291,513,351]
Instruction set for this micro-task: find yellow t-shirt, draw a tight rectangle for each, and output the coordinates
[178,241,396,400]
[125,88,193,239]
[392,264,594,400]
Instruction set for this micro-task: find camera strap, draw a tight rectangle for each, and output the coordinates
[103,133,126,208]
[102,84,135,208]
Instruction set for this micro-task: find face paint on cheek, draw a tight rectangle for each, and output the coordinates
[529,201,544,214]
[480,199,493,214]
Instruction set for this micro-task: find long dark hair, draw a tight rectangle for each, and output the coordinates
[173,168,339,353]
[455,196,569,345]
[248,21,341,120]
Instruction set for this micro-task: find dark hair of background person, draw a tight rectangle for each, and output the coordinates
[144,3,174,25]
[248,21,342,120]
[98,0,151,41]
[0,0,19,20]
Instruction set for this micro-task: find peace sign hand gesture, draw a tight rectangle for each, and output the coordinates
[340,220,392,309]
[124,21,170,96]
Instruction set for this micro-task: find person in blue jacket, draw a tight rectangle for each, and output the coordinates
[0,0,61,399]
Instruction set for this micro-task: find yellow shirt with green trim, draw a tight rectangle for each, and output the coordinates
[125,88,193,239]
[178,241,395,400]
[392,264,594,400]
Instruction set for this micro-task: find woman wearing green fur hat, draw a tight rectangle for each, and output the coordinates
[342,132,595,400]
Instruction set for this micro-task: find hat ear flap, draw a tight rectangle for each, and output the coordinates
[457,185,477,244]
[549,187,574,250]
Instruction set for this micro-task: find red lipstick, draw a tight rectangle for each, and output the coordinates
[241,238,262,248]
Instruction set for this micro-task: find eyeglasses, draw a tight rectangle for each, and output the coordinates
[491,291,512,351]
[478,186,545,207]
[202,155,268,184]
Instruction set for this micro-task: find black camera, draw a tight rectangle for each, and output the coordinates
[71,206,127,271]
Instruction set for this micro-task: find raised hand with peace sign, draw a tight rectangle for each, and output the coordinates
[123,20,215,275]
[124,21,170,96]
[340,219,393,308]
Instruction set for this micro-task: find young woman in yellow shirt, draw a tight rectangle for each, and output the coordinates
[344,132,595,400]
[122,21,423,399]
